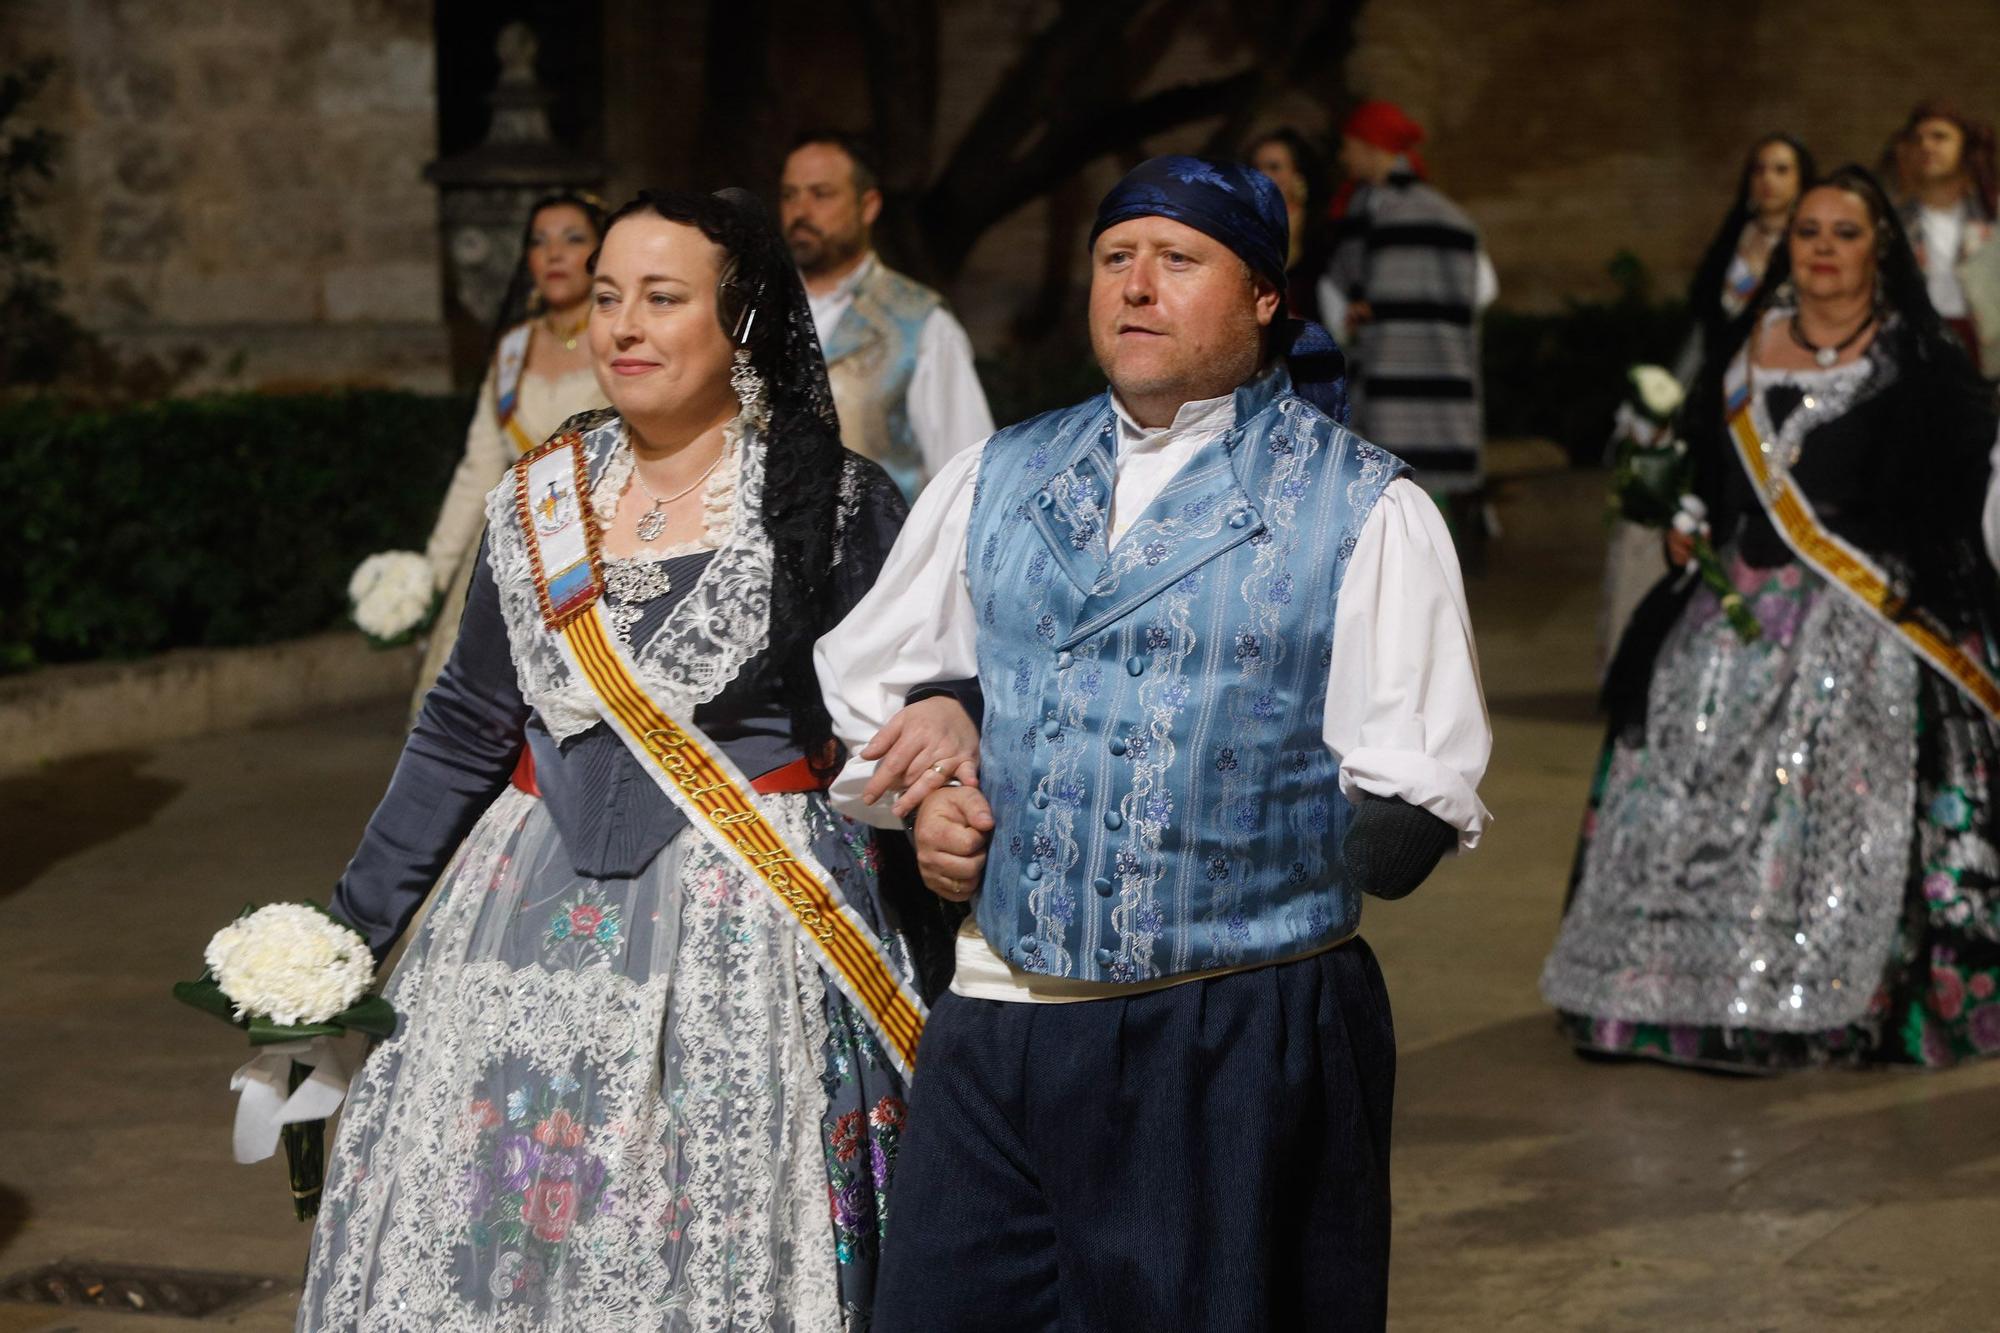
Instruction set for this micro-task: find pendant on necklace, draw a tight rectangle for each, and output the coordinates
[636,503,669,542]
[1815,346,1838,369]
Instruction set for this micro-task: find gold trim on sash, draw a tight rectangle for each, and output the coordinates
[504,414,540,456]
[561,607,926,1077]
[511,433,926,1078]
[1726,400,2000,720]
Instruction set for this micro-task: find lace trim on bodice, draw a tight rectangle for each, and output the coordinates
[485,414,773,742]
[589,427,741,562]
[1731,309,1896,483]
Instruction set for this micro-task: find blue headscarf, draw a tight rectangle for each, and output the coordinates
[1089,154,1350,425]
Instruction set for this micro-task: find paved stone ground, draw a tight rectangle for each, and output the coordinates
[2,466,1996,1330]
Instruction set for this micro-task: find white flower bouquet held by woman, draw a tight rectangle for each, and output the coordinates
[173,903,397,1219]
[1608,364,1761,643]
[348,550,441,648]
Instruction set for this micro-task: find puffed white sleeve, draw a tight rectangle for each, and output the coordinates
[1324,478,1493,850]
[815,440,987,827]
[1317,274,1351,340]
[907,308,996,481]
[424,360,510,589]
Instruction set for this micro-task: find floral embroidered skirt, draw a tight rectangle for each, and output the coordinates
[298,787,913,1331]
[1542,556,2000,1070]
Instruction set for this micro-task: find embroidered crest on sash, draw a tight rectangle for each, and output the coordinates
[512,433,603,628]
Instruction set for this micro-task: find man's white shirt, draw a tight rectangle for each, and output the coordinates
[815,381,1493,848]
[805,252,995,483]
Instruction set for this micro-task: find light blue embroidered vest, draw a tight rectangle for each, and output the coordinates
[823,260,942,500]
[965,368,1407,982]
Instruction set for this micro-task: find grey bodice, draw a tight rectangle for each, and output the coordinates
[332,512,896,959]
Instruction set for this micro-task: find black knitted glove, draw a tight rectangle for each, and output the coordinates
[1342,794,1456,901]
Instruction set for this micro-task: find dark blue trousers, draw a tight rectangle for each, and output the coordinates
[874,939,1396,1332]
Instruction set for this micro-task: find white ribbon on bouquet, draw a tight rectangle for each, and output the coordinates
[228,1037,351,1164]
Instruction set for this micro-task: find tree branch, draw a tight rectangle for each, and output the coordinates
[924,67,1263,276]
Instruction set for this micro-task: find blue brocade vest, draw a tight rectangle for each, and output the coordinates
[966,368,1408,982]
[823,261,943,500]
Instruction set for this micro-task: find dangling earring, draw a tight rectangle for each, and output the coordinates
[731,347,771,432]
[1773,277,1797,307]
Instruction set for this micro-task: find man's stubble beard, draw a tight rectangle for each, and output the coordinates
[791,225,866,278]
[1096,324,1263,414]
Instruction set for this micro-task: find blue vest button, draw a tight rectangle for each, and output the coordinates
[1017,934,1039,956]
[1041,719,1061,739]
[1035,490,1053,508]
[1103,810,1124,831]
[1108,737,1127,757]
[1228,509,1253,529]
[1024,861,1043,881]
[1055,650,1072,670]
[1125,655,1146,676]
[1031,791,1050,809]
[1093,876,1114,897]
[1093,947,1115,967]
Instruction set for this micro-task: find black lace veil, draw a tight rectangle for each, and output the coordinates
[489,190,611,341]
[594,188,882,759]
[1687,134,1816,367]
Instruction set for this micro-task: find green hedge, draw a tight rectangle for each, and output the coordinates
[3,391,469,672]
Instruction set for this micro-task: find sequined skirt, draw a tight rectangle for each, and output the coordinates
[1544,556,2000,1069]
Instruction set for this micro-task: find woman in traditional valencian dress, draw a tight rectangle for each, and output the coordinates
[412,192,611,711]
[1546,166,2000,1071]
[1681,134,1817,378]
[300,189,971,1328]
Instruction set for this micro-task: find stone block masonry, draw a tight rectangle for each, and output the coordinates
[3,0,451,392]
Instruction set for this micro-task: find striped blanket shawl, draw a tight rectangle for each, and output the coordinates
[1328,172,1484,492]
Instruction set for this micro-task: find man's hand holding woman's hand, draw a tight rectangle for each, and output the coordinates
[861,693,991,900]
[861,695,980,819]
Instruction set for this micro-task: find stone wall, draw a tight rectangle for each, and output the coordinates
[5,0,449,393]
[13,0,2000,396]
[1349,0,2000,309]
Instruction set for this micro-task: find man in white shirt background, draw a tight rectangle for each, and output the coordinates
[779,129,995,498]
[1888,99,1998,375]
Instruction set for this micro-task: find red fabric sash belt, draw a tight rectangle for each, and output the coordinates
[510,746,828,799]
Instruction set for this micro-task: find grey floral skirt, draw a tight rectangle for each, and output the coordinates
[298,788,914,1331]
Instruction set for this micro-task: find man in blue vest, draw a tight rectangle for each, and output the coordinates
[780,130,994,499]
[816,155,1491,1330]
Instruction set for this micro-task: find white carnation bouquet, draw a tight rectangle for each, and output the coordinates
[174,902,396,1219]
[348,550,440,648]
[1608,364,1759,642]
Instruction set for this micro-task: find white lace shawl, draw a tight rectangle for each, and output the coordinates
[483,413,772,742]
